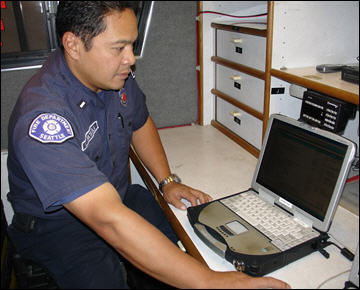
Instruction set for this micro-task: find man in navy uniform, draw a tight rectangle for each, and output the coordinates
[7,1,289,289]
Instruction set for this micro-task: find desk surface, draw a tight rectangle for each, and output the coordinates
[158,124,359,289]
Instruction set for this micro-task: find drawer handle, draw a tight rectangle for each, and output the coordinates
[230,75,241,81]
[231,38,243,44]
[229,111,241,117]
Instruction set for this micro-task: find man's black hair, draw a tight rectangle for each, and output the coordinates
[56,1,139,51]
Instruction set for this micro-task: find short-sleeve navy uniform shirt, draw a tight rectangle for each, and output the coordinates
[7,48,149,218]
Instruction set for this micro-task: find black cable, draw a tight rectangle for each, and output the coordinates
[326,241,355,261]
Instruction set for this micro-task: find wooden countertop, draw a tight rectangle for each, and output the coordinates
[271,67,359,105]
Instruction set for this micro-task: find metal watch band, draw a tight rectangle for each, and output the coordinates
[159,174,181,193]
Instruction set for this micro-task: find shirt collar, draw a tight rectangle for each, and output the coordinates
[53,48,103,107]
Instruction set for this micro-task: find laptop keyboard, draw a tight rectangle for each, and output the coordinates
[220,191,320,251]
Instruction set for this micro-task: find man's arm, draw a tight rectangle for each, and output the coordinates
[131,116,212,209]
[63,182,290,289]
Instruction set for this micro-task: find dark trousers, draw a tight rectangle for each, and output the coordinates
[7,184,178,289]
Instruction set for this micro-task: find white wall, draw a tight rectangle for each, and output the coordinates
[1,150,13,223]
[272,1,359,69]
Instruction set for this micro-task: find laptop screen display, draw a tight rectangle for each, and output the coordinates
[256,118,348,221]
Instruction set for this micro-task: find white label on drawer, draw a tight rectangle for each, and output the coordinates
[279,197,293,209]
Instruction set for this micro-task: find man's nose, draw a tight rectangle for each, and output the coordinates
[123,46,136,66]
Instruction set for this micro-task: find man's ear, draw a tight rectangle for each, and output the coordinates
[62,31,81,60]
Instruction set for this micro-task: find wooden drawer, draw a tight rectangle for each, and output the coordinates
[216,64,265,113]
[216,30,266,71]
[216,97,262,149]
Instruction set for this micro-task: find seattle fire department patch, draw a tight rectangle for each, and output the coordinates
[28,113,74,144]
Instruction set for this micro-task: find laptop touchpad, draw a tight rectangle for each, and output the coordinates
[226,220,248,234]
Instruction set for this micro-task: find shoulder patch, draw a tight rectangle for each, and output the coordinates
[29,113,74,144]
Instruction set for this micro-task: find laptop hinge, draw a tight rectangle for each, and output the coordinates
[294,211,314,228]
[258,188,275,205]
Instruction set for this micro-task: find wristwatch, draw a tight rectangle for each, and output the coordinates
[159,174,181,193]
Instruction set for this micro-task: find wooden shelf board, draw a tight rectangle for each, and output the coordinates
[271,67,359,105]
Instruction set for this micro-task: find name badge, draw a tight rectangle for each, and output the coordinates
[81,121,99,151]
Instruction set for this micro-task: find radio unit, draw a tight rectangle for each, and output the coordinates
[341,65,359,84]
[300,90,357,133]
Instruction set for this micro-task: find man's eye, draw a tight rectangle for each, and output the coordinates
[114,47,125,52]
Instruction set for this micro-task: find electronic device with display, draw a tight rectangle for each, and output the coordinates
[300,90,357,133]
[188,114,356,276]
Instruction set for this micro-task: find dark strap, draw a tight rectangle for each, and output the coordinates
[12,213,36,233]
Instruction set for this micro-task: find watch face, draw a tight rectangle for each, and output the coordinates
[169,174,181,184]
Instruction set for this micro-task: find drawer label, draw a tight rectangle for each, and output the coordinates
[271,87,285,94]
[234,82,241,90]
[234,116,241,125]
[235,46,242,54]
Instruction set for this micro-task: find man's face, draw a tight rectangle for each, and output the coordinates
[72,8,138,92]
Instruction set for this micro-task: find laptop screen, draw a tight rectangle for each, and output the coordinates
[253,114,355,231]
